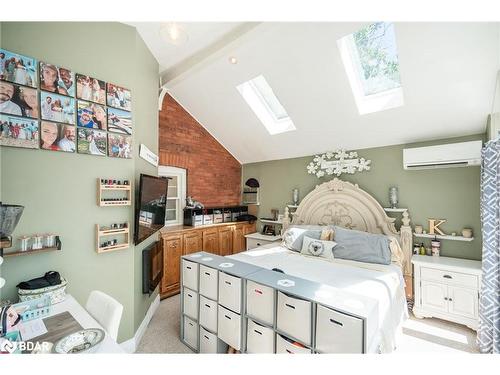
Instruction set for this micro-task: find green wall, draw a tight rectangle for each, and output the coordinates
[0,22,159,343]
[243,134,485,260]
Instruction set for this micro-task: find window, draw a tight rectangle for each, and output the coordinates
[237,75,296,135]
[338,22,404,115]
[158,166,186,226]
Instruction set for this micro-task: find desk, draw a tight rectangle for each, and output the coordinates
[28,294,124,353]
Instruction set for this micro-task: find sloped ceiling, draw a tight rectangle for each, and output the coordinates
[158,22,500,164]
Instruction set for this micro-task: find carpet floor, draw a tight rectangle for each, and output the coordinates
[136,294,479,354]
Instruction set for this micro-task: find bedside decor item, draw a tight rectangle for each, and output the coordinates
[306,149,371,178]
[461,228,473,238]
[52,328,105,354]
[388,187,398,208]
[414,225,423,234]
[292,188,299,205]
[428,218,447,235]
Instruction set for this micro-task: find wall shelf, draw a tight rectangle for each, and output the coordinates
[96,243,130,253]
[383,207,408,213]
[97,178,132,206]
[259,219,283,225]
[96,223,130,254]
[3,236,62,258]
[413,233,474,242]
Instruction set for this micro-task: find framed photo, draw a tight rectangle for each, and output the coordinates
[77,100,107,130]
[77,128,107,156]
[106,83,131,111]
[0,49,38,88]
[40,121,75,153]
[0,114,39,149]
[0,81,38,118]
[107,107,132,134]
[40,91,76,125]
[108,133,132,159]
[75,74,105,104]
[39,62,75,97]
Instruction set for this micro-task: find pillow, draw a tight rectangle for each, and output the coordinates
[282,227,322,252]
[300,236,336,260]
[320,228,334,241]
[332,226,391,265]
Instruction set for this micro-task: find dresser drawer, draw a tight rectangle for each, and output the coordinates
[218,272,242,313]
[183,288,198,320]
[217,305,242,350]
[315,304,363,353]
[183,316,198,350]
[199,264,218,300]
[246,280,275,326]
[199,295,218,333]
[246,319,274,353]
[421,267,478,289]
[275,334,311,354]
[199,326,218,353]
[276,291,312,346]
[182,260,199,291]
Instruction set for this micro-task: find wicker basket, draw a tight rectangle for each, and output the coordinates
[18,278,68,305]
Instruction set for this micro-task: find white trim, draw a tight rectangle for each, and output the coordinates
[158,165,187,226]
[120,294,160,353]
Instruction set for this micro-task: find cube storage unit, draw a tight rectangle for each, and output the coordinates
[180,252,379,354]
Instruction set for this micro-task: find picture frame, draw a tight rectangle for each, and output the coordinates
[0,48,38,88]
[39,61,76,97]
[0,81,39,119]
[107,106,132,134]
[77,128,107,156]
[0,113,39,149]
[77,100,107,130]
[76,73,106,105]
[107,133,132,159]
[106,83,131,111]
[40,91,76,125]
[40,121,76,153]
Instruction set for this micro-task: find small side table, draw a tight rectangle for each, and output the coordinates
[244,233,282,251]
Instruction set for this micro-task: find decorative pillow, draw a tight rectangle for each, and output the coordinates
[282,227,322,252]
[300,236,336,260]
[320,228,334,241]
[332,226,391,265]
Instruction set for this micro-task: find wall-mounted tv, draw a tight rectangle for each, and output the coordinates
[134,174,169,245]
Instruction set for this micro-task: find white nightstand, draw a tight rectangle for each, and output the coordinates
[244,233,282,251]
[412,255,482,330]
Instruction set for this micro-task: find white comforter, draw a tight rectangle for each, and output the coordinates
[229,244,408,353]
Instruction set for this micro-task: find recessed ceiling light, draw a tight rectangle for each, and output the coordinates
[229,56,238,64]
[159,23,188,46]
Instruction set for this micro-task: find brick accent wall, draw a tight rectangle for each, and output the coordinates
[159,94,242,207]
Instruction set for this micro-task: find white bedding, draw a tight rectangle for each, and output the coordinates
[228,244,409,353]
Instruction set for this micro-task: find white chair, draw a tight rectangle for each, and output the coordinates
[85,290,123,341]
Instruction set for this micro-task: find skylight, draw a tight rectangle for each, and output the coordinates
[237,75,296,135]
[338,22,404,115]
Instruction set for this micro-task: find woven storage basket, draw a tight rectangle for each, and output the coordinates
[18,278,68,305]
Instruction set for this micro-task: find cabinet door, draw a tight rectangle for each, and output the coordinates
[448,286,478,319]
[218,226,233,256]
[202,228,219,254]
[232,225,245,254]
[243,222,256,235]
[161,234,183,297]
[183,231,202,255]
[421,281,448,313]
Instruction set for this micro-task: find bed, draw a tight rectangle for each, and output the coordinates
[229,178,413,353]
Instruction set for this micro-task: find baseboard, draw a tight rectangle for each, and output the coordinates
[120,294,161,353]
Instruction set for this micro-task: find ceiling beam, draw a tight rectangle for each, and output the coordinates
[160,22,261,88]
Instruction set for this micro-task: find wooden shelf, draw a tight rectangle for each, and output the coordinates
[413,233,474,242]
[96,223,130,253]
[96,243,130,253]
[99,200,131,207]
[98,227,129,236]
[100,184,131,191]
[259,219,283,225]
[3,246,61,258]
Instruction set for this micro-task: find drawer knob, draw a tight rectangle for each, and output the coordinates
[443,275,452,279]
[285,303,296,310]
[329,318,344,327]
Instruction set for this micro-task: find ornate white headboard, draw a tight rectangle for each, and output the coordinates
[282,178,413,277]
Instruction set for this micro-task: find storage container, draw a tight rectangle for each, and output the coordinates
[199,326,218,353]
[275,333,311,354]
[183,316,198,350]
[199,295,218,333]
[246,280,274,326]
[183,288,199,320]
[246,319,274,353]
[182,260,199,291]
[217,305,242,350]
[18,278,68,305]
[213,210,223,224]
[223,209,232,222]
[315,304,363,353]
[218,272,242,313]
[199,265,218,300]
[276,291,312,346]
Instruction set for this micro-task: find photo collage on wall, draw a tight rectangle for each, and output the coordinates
[0,48,133,159]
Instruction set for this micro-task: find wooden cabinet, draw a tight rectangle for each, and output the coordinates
[161,234,183,298]
[184,231,202,255]
[218,226,233,256]
[160,221,256,298]
[202,228,219,254]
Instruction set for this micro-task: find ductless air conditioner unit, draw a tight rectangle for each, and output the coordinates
[403,140,482,170]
